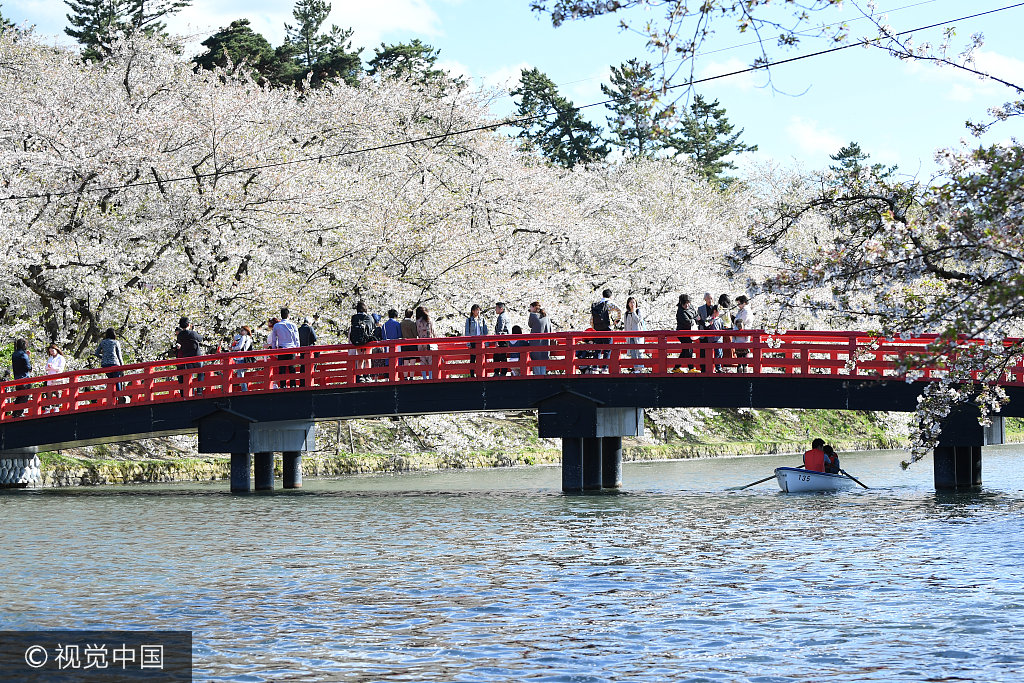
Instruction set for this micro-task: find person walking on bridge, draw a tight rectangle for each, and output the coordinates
[623,296,646,373]
[493,302,511,376]
[528,301,552,375]
[674,293,698,372]
[295,317,317,387]
[416,307,437,379]
[95,328,126,402]
[734,295,753,372]
[176,317,204,396]
[400,309,418,378]
[464,304,488,377]
[298,317,317,347]
[11,338,32,417]
[349,301,376,383]
[230,326,254,392]
[697,292,714,371]
[803,438,828,473]
[269,307,301,388]
[44,343,67,413]
[591,289,621,373]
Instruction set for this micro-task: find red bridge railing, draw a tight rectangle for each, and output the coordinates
[2,330,1022,422]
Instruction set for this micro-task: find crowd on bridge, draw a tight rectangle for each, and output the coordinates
[5,290,756,404]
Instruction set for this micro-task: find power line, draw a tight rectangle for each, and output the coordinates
[545,0,942,92]
[1,2,1021,204]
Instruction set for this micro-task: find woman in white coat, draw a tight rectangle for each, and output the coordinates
[623,296,645,373]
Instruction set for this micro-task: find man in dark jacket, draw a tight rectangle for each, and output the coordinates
[297,317,317,386]
[176,316,205,396]
[298,318,317,347]
[12,337,31,416]
[696,292,715,371]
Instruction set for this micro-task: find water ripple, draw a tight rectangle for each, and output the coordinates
[3,447,1024,681]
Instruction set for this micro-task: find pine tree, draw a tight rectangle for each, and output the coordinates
[65,0,124,61]
[0,3,16,31]
[194,19,276,78]
[65,0,191,61]
[367,39,447,83]
[284,0,330,69]
[601,59,674,159]
[282,0,361,87]
[829,141,896,180]
[511,67,608,169]
[125,0,190,37]
[663,94,757,186]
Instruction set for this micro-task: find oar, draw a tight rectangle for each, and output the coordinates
[730,473,776,491]
[729,464,803,491]
[839,468,869,489]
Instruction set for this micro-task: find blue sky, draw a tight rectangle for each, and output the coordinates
[7,0,1024,178]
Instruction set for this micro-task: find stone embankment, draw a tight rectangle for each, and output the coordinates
[1,453,42,488]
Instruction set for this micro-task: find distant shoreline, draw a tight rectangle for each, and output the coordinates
[33,437,912,488]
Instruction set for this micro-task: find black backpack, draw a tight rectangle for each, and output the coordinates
[350,314,375,345]
[591,300,612,331]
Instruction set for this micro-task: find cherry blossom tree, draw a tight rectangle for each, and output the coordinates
[1,31,753,369]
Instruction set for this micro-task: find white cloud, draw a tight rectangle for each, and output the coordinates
[697,57,764,92]
[479,61,531,91]
[903,49,1024,103]
[786,116,844,157]
[436,58,471,82]
[331,0,444,50]
[566,64,611,107]
[972,50,1024,86]
[166,0,444,53]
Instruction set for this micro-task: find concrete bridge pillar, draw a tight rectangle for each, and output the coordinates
[582,438,602,490]
[537,392,643,493]
[933,411,1001,490]
[561,438,583,492]
[230,452,251,493]
[283,451,302,489]
[254,451,275,491]
[602,436,623,489]
[933,446,982,490]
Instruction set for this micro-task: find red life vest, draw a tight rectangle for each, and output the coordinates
[803,448,826,473]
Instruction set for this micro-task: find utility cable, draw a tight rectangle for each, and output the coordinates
[0,2,1021,203]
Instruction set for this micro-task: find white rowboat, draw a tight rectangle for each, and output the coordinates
[775,467,856,493]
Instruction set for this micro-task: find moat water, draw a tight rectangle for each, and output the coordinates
[3,446,1024,681]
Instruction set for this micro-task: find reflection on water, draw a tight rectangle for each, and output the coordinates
[3,447,1024,681]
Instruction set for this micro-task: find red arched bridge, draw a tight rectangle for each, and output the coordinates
[3,330,1021,492]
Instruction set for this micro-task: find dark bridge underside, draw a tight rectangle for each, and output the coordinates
[3,376,1023,452]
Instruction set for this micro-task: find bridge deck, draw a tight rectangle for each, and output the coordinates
[1,330,1021,451]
